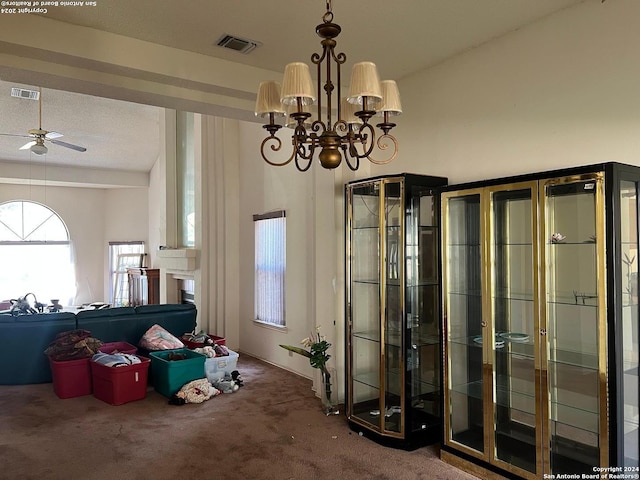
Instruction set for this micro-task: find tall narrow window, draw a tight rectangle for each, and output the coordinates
[254,210,286,327]
[108,241,145,306]
[177,111,195,247]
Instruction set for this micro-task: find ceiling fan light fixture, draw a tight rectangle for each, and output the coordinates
[31,140,48,155]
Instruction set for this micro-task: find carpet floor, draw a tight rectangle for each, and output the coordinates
[0,353,479,480]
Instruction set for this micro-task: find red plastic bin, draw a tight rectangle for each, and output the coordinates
[90,356,150,405]
[49,357,92,399]
[98,342,137,355]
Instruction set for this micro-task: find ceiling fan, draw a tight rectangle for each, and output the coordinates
[0,87,86,156]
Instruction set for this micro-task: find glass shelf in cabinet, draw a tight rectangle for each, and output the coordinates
[623,362,639,376]
[412,334,440,346]
[492,290,535,302]
[494,392,536,416]
[493,340,535,358]
[353,372,380,390]
[450,380,535,414]
[550,402,599,434]
[352,330,381,343]
[493,242,534,247]
[547,240,597,246]
[547,350,599,370]
[449,335,513,350]
[351,278,380,285]
[495,373,536,400]
[413,380,440,396]
[448,335,484,348]
[385,333,402,348]
[547,292,598,307]
[624,418,640,432]
[450,380,483,401]
[352,225,380,230]
[447,290,483,298]
[407,281,440,288]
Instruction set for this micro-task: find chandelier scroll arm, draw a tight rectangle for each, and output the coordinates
[365,132,399,165]
[260,132,296,167]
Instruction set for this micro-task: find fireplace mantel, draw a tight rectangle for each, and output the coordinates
[156,248,197,273]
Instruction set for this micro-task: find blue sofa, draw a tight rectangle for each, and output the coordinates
[0,303,197,385]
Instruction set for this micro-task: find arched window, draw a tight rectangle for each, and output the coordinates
[0,200,75,306]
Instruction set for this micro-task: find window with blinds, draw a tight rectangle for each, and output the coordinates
[108,241,145,306]
[253,210,286,327]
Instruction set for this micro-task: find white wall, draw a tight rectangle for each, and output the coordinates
[384,0,640,183]
[103,187,149,298]
[238,121,320,377]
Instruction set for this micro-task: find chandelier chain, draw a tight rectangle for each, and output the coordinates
[324,0,333,23]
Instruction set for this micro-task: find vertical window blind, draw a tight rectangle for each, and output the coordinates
[253,210,286,327]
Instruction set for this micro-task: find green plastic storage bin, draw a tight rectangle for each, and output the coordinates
[149,349,206,397]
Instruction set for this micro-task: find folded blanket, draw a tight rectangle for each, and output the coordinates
[45,329,103,361]
[139,324,184,351]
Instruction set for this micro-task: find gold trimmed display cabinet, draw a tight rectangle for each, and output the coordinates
[440,162,640,478]
[345,173,448,449]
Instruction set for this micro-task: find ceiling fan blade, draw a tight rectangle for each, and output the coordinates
[50,138,87,152]
[19,141,36,150]
[0,132,30,139]
[45,131,64,139]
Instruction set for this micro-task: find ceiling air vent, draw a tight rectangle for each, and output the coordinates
[216,34,261,54]
[10,87,40,100]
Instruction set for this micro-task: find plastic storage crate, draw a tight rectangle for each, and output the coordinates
[180,334,226,349]
[90,356,150,405]
[204,349,239,382]
[149,349,206,397]
[98,342,137,355]
[49,357,92,399]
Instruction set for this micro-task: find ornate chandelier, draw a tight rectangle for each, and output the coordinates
[254,0,402,171]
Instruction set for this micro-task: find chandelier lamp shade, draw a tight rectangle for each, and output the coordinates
[254,0,402,171]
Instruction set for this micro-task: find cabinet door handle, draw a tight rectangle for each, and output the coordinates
[481,321,487,327]
[540,329,547,335]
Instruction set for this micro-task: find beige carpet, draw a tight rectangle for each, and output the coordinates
[0,353,478,480]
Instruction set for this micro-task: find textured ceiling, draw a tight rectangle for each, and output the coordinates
[0,0,586,175]
[0,80,160,172]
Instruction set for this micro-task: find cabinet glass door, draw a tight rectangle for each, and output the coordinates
[384,181,403,434]
[542,175,605,474]
[489,185,538,475]
[444,192,485,454]
[620,180,639,467]
[349,182,382,431]
[407,187,441,433]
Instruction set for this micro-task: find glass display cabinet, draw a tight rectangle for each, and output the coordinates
[440,162,640,479]
[345,173,448,449]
